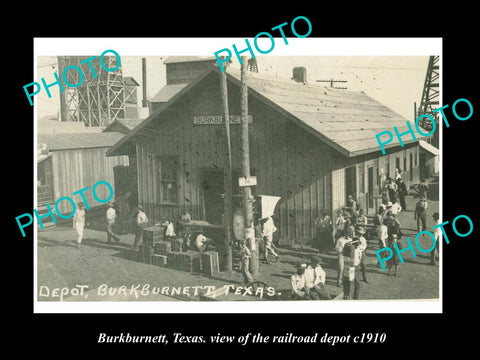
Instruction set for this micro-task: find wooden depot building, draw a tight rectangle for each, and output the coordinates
[107,58,429,245]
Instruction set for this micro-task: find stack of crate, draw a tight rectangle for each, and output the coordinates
[139,225,165,265]
[138,228,220,275]
[200,251,220,275]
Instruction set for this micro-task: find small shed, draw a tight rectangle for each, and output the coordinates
[37,132,130,216]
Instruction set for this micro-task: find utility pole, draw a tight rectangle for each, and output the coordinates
[219,63,233,272]
[240,56,259,276]
[316,78,348,89]
[57,56,68,122]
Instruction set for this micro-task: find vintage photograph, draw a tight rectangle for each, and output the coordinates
[34,41,441,310]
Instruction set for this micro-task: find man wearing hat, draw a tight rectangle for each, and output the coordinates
[133,204,148,249]
[414,197,428,234]
[342,240,362,300]
[305,256,332,300]
[291,262,312,300]
[335,231,353,287]
[239,239,253,285]
[356,226,369,283]
[106,201,120,244]
[313,209,334,253]
[396,177,408,211]
[334,209,346,241]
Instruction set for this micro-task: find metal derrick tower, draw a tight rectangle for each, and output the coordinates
[58,55,125,127]
[416,55,440,148]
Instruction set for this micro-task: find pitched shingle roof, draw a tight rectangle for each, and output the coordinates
[150,83,188,103]
[38,132,125,151]
[108,66,427,157]
[225,68,427,156]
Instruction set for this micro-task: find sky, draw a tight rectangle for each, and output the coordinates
[35,55,431,122]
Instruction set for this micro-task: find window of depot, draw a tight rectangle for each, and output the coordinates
[157,156,179,204]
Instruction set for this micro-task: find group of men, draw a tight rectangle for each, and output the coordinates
[71,200,149,249]
[290,256,332,300]
[105,202,149,248]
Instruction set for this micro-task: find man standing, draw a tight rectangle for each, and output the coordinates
[385,211,402,239]
[314,210,333,253]
[239,239,253,285]
[417,179,429,200]
[345,195,357,223]
[106,202,120,244]
[356,226,369,284]
[305,256,332,300]
[385,178,398,203]
[396,177,408,211]
[335,232,352,287]
[414,197,428,234]
[133,205,148,249]
[342,240,362,300]
[261,216,279,263]
[73,201,86,247]
[334,209,346,240]
[376,219,389,268]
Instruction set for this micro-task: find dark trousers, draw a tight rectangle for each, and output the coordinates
[316,231,334,252]
[399,194,406,210]
[388,189,396,202]
[360,254,368,281]
[431,240,439,264]
[343,267,361,300]
[417,213,427,232]
[133,226,143,248]
[107,221,120,243]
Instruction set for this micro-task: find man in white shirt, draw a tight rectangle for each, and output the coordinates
[342,241,362,300]
[133,205,148,249]
[106,202,120,244]
[261,216,279,262]
[305,256,332,300]
[334,209,346,240]
[73,201,86,247]
[356,226,369,284]
[335,234,352,287]
[291,262,311,300]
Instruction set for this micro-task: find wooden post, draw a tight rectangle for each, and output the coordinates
[57,56,68,122]
[142,58,148,108]
[240,56,259,276]
[219,65,233,272]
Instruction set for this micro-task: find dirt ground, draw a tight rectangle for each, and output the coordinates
[37,179,439,302]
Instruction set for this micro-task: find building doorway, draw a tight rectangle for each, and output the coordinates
[345,166,356,201]
[409,153,413,182]
[200,168,252,224]
[368,166,374,209]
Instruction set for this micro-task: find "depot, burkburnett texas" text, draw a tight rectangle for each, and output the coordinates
[38,283,276,301]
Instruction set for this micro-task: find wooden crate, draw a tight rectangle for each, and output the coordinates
[171,238,184,252]
[176,251,201,273]
[152,254,168,267]
[144,235,164,246]
[201,251,220,275]
[143,226,165,243]
[138,244,154,264]
[167,251,182,270]
[154,240,172,254]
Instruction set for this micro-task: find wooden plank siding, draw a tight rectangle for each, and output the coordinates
[131,71,422,245]
[50,148,129,215]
